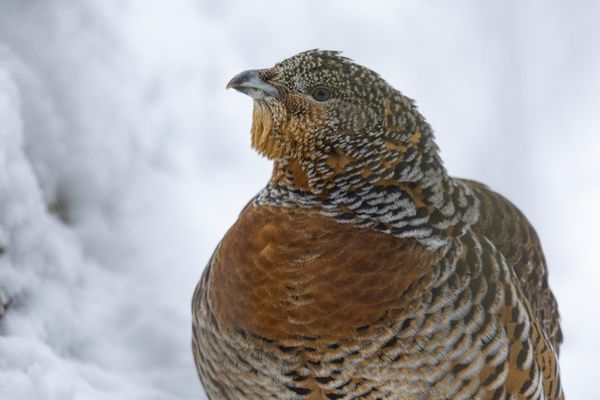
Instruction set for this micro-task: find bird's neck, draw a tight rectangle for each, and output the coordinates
[256,130,479,250]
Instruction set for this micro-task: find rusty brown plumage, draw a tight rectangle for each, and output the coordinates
[192,50,563,399]
[209,205,439,342]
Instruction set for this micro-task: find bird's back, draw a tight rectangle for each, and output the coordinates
[462,179,563,352]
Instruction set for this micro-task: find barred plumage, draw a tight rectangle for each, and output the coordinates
[192,50,563,399]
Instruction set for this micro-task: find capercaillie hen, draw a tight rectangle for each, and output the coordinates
[192,50,563,400]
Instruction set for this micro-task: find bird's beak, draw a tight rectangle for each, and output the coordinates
[226,69,280,100]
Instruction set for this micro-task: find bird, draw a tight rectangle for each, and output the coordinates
[192,50,564,400]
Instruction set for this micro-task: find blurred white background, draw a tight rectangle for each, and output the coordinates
[0,1,598,399]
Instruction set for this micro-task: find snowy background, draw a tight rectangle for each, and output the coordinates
[0,1,598,399]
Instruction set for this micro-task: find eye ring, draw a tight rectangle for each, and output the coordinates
[310,86,332,102]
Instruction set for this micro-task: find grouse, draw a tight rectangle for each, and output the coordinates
[192,50,563,400]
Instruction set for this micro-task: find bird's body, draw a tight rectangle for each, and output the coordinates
[192,50,563,399]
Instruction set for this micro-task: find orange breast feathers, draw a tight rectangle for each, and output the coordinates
[208,205,441,341]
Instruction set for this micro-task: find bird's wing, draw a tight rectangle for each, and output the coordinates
[191,245,215,367]
[460,179,563,353]
[191,195,262,396]
[192,243,235,399]
[191,192,259,339]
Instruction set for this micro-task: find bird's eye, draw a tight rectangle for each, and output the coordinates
[311,86,332,102]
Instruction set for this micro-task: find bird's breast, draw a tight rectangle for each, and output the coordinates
[208,204,440,341]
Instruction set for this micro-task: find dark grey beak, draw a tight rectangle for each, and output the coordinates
[226,69,280,100]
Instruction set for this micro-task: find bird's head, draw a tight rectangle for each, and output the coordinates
[227,50,427,165]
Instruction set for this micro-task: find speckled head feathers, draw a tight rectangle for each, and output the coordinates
[228,49,425,162]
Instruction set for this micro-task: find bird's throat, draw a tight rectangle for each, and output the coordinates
[251,100,285,159]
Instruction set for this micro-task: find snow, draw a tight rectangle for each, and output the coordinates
[0,1,598,399]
